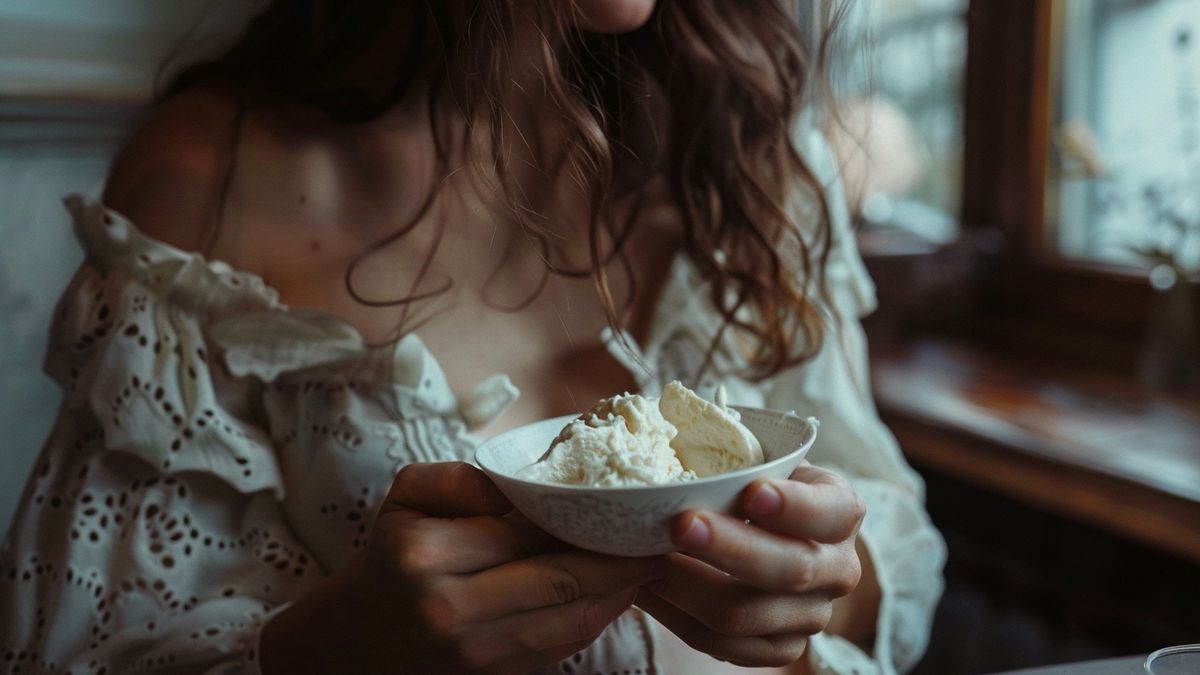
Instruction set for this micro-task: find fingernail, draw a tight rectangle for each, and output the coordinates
[747,481,783,516]
[678,514,711,549]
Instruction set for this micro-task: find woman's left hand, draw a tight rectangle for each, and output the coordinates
[636,462,866,668]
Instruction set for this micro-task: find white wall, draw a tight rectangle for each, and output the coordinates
[0,145,113,535]
[0,0,257,101]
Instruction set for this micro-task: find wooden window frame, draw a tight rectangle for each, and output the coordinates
[957,0,1194,371]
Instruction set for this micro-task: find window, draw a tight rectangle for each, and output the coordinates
[854,0,1200,367]
[1048,0,1200,274]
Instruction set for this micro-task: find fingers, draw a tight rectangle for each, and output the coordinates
[740,468,866,544]
[646,553,832,638]
[636,587,811,668]
[373,512,561,576]
[381,462,512,519]
[458,588,638,669]
[371,462,549,577]
[424,552,665,628]
[671,511,861,595]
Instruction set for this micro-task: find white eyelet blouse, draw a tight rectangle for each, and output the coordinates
[0,130,945,675]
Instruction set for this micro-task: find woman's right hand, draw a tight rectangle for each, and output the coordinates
[260,461,664,675]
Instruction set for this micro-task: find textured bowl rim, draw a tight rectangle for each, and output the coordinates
[474,406,819,493]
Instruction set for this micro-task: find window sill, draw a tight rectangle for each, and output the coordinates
[871,337,1200,563]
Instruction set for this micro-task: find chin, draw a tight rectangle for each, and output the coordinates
[570,0,658,34]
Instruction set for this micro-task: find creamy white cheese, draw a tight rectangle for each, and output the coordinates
[522,382,763,486]
[659,381,764,477]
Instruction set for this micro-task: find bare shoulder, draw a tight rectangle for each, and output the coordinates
[102,86,242,253]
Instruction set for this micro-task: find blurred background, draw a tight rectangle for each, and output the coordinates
[1,1,1197,673]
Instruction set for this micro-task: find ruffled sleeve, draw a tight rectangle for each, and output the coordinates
[763,129,946,675]
[46,197,287,496]
[0,198,323,674]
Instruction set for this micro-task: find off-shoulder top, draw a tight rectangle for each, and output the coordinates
[0,130,945,675]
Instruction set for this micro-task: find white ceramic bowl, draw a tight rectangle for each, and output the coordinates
[474,407,818,556]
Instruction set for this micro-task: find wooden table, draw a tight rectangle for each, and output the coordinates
[871,339,1200,563]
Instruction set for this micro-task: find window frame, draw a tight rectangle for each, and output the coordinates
[956,0,1189,369]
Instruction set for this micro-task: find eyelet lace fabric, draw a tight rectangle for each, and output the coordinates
[2,130,943,675]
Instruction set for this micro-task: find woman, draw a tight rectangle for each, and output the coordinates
[0,1,944,673]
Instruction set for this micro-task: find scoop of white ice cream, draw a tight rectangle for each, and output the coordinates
[521,393,695,487]
[659,381,764,477]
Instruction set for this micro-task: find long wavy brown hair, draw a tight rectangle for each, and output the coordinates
[162,0,840,382]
